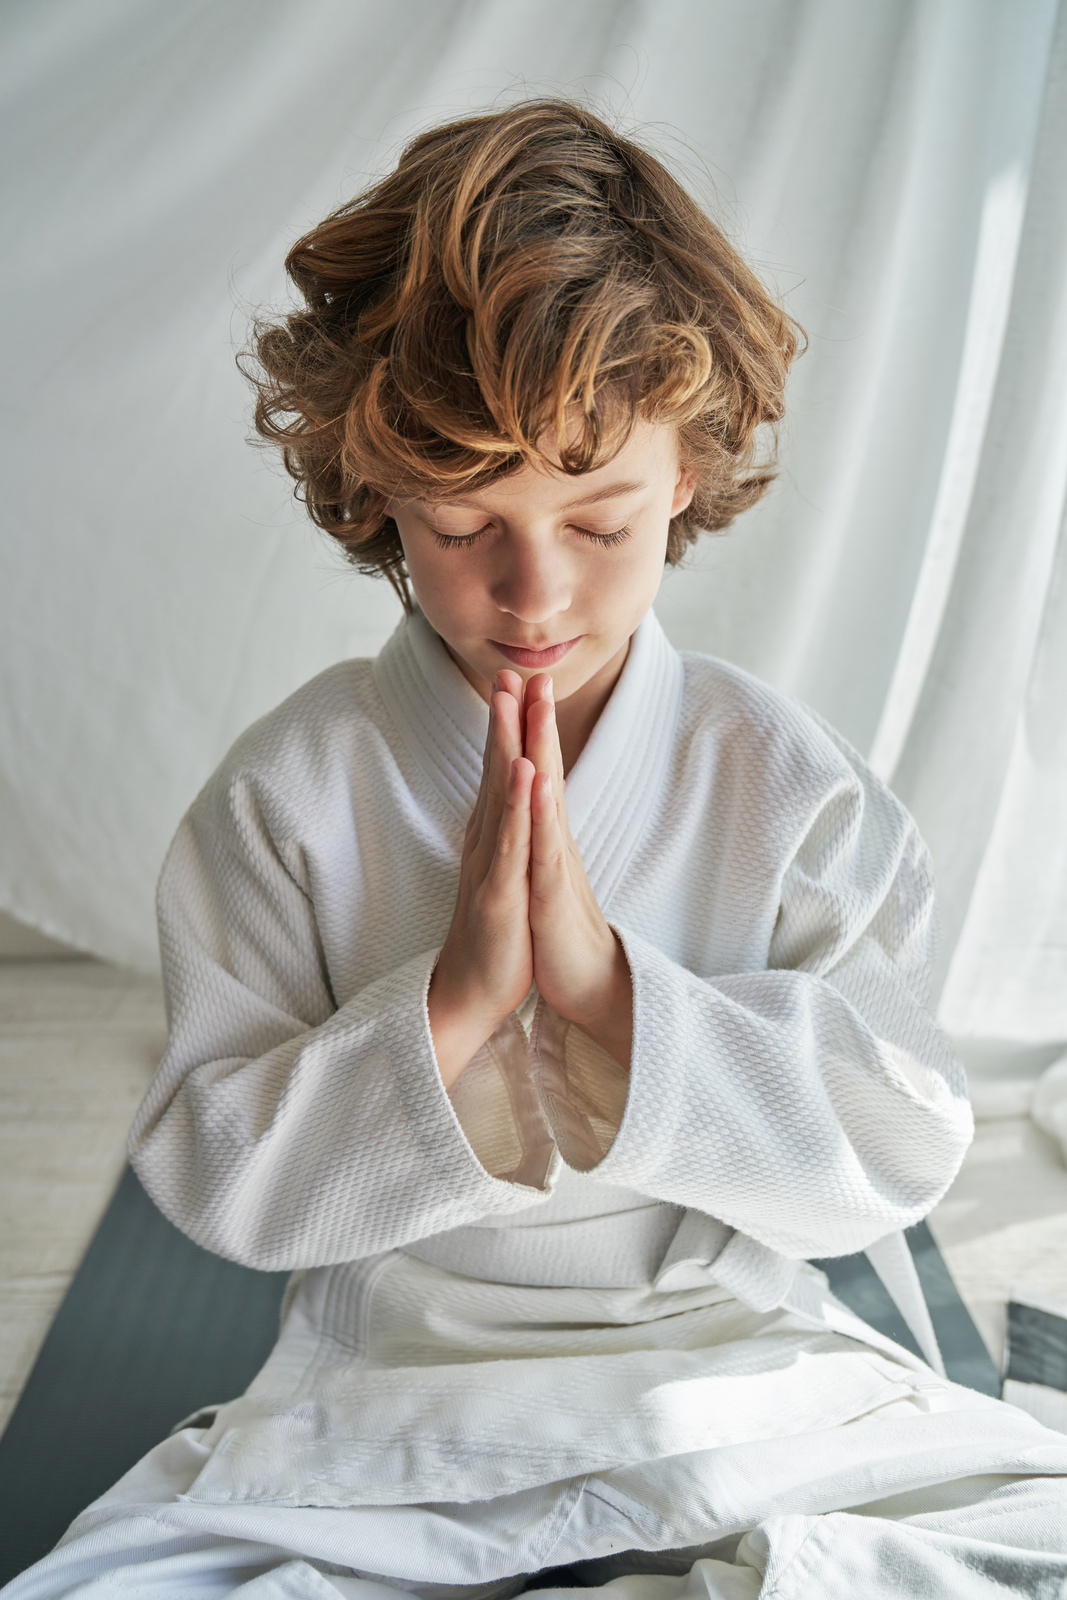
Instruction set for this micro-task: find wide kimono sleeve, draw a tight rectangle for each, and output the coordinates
[533,735,974,1262]
[127,760,548,1272]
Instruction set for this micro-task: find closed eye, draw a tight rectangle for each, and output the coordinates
[429,523,632,550]
[430,525,492,549]
[580,525,631,547]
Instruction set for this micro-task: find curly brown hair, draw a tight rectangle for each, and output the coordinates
[248,99,802,607]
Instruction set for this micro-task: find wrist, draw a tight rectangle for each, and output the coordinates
[427,961,510,1090]
[562,931,634,1071]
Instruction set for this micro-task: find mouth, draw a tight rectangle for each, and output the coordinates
[491,637,581,669]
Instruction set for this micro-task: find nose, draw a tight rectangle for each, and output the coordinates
[490,536,573,626]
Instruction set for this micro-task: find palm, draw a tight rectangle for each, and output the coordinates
[428,671,632,1088]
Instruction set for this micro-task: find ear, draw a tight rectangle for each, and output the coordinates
[670,463,697,519]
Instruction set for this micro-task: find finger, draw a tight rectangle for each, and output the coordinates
[472,673,522,838]
[496,668,524,706]
[496,667,526,750]
[529,768,568,919]
[524,688,565,805]
[521,672,552,759]
[473,674,504,820]
[523,672,552,710]
[480,687,524,846]
[487,756,534,895]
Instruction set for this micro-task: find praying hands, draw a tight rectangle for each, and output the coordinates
[427,670,634,1090]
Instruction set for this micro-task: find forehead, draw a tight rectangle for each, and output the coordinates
[431,418,677,515]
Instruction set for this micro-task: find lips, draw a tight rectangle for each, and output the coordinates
[491,637,581,669]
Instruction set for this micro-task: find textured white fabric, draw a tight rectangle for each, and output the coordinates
[3,3,1065,1069]
[129,610,972,1292]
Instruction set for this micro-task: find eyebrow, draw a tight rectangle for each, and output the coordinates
[437,480,648,513]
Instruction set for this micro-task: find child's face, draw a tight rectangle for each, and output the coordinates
[390,419,694,703]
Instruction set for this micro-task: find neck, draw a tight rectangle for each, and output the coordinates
[445,634,632,776]
[552,639,630,774]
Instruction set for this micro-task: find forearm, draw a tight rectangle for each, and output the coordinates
[427,960,508,1090]
[554,928,633,1071]
[582,928,972,1256]
[131,949,545,1268]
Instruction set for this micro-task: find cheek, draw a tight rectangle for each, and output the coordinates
[590,533,667,612]
[403,545,486,630]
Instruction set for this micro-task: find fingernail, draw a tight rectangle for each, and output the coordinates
[545,677,554,702]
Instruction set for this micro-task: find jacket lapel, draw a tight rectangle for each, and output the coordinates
[373,608,684,907]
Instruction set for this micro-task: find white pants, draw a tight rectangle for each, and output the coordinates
[7,1398,1067,1599]
[9,1262,1067,1598]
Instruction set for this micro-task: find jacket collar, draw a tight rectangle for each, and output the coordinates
[373,608,684,908]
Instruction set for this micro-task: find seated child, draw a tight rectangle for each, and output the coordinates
[13,98,1067,1600]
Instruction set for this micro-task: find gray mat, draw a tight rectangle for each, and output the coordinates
[1005,1300,1067,1390]
[813,1221,1002,1397]
[0,1167,288,1584]
[0,1173,999,1583]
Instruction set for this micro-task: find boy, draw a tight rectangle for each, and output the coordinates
[12,99,1067,1600]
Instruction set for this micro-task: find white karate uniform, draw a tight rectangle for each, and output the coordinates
[9,611,1067,1599]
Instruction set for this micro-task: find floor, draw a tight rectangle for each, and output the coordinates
[0,960,165,1433]
[2,959,1067,1436]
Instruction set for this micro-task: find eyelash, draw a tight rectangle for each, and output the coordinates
[430,524,632,550]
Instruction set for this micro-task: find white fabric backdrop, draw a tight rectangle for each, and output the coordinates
[1,0,1064,1052]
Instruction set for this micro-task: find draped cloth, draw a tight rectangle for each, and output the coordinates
[1,0,1065,1061]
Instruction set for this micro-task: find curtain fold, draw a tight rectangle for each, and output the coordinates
[894,3,1067,1037]
[1,0,1064,1058]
